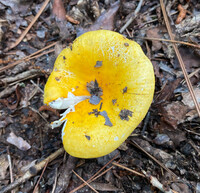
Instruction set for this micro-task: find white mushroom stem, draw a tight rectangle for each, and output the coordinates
[49,92,90,129]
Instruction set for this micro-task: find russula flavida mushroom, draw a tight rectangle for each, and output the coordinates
[44,30,155,158]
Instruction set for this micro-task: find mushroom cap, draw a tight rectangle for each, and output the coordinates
[44,30,155,158]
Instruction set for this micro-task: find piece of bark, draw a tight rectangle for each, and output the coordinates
[55,155,78,193]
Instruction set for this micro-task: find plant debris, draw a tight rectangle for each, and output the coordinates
[87,79,103,97]
[85,135,91,140]
[175,4,187,24]
[94,60,103,68]
[99,111,113,127]
[89,95,102,105]
[0,0,200,192]
[123,86,128,94]
[119,109,133,121]
[6,132,31,151]
[88,108,100,117]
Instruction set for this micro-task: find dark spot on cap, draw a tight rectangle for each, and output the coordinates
[88,109,100,117]
[95,61,103,68]
[63,56,66,60]
[100,111,113,127]
[85,135,91,140]
[29,166,37,175]
[70,45,72,50]
[89,95,101,105]
[112,99,117,105]
[55,77,61,82]
[99,102,103,110]
[119,109,133,121]
[87,80,103,97]
[123,86,128,94]
[117,54,120,57]
[124,43,129,47]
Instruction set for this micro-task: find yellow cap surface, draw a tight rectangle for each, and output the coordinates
[44,30,155,158]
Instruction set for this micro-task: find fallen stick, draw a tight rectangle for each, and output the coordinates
[0,148,64,193]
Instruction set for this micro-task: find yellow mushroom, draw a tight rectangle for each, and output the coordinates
[44,30,155,158]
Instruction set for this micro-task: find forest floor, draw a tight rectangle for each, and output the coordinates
[0,0,200,192]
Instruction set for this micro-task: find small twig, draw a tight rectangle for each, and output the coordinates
[112,162,145,177]
[39,105,60,117]
[181,68,200,84]
[129,140,178,178]
[5,0,51,51]
[28,79,42,101]
[135,37,200,49]
[145,40,151,59]
[0,42,56,73]
[160,0,200,117]
[184,128,200,136]
[1,69,41,85]
[125,29,133,38]
[32,159,49,193]
[143,171,175,193]
[66,15,80,24]
[29,107,50,125]
[188,140,200,156]
[7,148,14,193]
[70,154,119,193]
[112,160,176,193]
[0,148,64,193]
[30,80,44,94]
[72,170,99,193]
[119,0,143,33]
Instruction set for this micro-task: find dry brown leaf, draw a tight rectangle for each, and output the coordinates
[161,101,188,128]
[0,0,31,14]
[155,121,186,147]
[0,85,21,110]
[152,61,163,79]
[6,132,31,151]
[171,182,191,193]
[156,78,181,103]
[146,28,163,51]
[179,47,200,72]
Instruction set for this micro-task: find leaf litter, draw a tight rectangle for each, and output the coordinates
[0,0,200,192]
